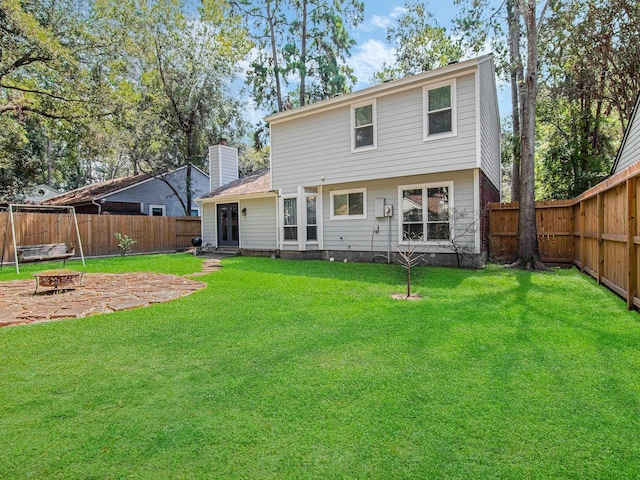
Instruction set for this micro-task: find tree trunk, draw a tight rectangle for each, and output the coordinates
[186,162,192,216]
[186,130,194,216]
[513,0,545,270]
[46,135,52,186]
[266,0,284,112]
[299,0,308,107]
[507,0,523,203]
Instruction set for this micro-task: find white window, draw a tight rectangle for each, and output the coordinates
[306,195,318,242]
[283,197,298,241]
[330,188,367,220]
[149,204,166,216]
[399,182,453,241]
[190,206,201,217]
[351,100,377,152]
[424,79,456,140]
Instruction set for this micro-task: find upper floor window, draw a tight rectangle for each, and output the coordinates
[424,79,456,140]
[351,100,377,152]
[331,188,367,220]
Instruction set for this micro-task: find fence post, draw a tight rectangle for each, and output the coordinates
[579,200,586,273]
[597,193,604,285]
[628,178,637,310]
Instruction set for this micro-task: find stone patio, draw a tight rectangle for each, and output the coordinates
[0,272,207,327]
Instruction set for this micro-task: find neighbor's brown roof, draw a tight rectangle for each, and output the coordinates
[201,168,272,199]
[45,172,154,205]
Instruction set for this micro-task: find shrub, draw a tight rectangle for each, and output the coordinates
[115,232,137,256]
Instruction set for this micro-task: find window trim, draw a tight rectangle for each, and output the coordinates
[398,181,454,244]
[351,99,377,153]
[423,79,457,141]
[282,195,298,243]
[149,204,166,216]
[330,188,367,220]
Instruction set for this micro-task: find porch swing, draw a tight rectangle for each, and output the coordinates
[1,204,86,273]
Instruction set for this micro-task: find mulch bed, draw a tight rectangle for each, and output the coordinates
[0,272,207,327]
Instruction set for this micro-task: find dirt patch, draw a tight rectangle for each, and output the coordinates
[391,293,423,301]
[0,273,206,327]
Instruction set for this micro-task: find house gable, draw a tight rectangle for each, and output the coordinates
[105,166,210,216]
[267,55,500,194]
[46,165,210,216]
[612,92,640,175]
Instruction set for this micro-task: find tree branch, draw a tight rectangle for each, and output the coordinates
[0,82,85,103]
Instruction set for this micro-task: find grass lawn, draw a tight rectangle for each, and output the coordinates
[1,254,639,479]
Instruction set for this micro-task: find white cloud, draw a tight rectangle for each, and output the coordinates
[357,6,406,33]
[389,5,408,19]
[349,39,397,89]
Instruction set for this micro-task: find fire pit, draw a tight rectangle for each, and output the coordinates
[33,270,84,294]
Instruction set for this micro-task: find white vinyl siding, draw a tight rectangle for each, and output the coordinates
[271,73,478,192]
[238,197,277,250]
[201,202,216,246]
[208,145,239,189]
[614,101,640,174]
[320,170,477,254]
[478,58,501,189]
[201,197,277,249]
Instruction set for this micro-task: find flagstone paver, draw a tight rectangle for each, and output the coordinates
[186,258,221,277]
[0,272,206,327]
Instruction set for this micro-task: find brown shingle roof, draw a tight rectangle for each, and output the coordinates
[201,168,272,199]
[44,172,154,205]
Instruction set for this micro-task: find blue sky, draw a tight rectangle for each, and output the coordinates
[349,1,458,90]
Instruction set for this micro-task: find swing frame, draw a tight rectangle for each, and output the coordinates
[1,204,86,273]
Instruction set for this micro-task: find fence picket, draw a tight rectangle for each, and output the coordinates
[1,213,201,261]
[488,160,640,310]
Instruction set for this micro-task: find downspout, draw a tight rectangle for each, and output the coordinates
[91,200,102,215]
[388,215,391,264]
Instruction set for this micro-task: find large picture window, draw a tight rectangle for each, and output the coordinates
[331,188,366,220]
[400,183,452,241]
[351,100,377,151]
[424,80,456,140]
[283,197,297,241]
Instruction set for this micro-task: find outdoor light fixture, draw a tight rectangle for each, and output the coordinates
[241,207,247,215]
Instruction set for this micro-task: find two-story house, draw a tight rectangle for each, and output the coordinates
[198,54,501,265]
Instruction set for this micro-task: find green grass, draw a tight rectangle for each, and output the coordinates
[0,252,203,279]
[1,255,639,479]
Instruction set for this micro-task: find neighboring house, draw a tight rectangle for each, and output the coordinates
[23,184,61,203]
[198,54,501,265]
[611,93,640,175]
[45,165,209,216]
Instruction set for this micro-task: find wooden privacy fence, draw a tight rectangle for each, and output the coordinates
[1,212,201,261]
[488,160,640,310]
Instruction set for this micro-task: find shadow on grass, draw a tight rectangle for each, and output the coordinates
[219,256,474,291]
